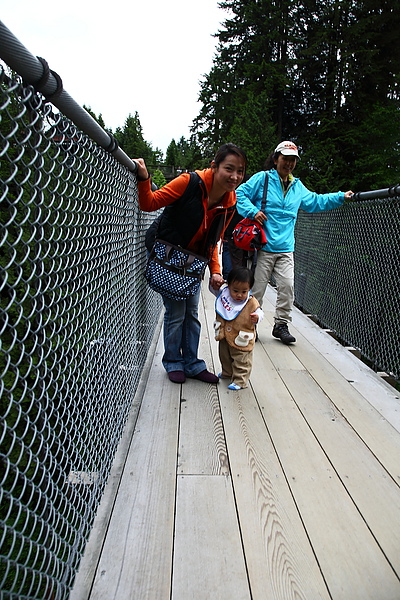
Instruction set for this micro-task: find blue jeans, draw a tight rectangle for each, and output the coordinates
[162,289,206,376]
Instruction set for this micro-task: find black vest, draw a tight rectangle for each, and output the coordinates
[145,172,235,259]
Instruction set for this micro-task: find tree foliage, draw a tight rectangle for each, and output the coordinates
[165,136,203,170]
[165,139,179,166]
[191,0,400,189]
[83,105,108,131]
[151,168,167,188]
[114,112,161,165]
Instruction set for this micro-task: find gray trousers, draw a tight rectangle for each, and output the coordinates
[252,251,294,324]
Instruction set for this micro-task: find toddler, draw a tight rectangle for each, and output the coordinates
[212,267,263,390]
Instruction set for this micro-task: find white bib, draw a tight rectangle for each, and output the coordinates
[215,285,250,321]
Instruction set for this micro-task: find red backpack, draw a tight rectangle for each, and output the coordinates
[233,172,268,251]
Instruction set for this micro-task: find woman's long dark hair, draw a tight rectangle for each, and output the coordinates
[214,143,247,171]
[264,150,279,170]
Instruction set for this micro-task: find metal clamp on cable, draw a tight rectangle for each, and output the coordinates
[45,69,63,101]
[33,57,51,92]
[105,133,119,153]
[388,184,400,197]
[28,56,64,101]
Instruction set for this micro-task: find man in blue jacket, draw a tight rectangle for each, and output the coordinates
[236,141,353,344]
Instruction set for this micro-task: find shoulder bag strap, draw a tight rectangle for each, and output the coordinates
[261,171,269,215]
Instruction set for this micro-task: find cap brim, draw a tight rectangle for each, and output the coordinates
[281,150,299,158]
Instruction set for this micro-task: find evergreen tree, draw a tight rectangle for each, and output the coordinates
[192,0,297,172]
[192,64,234,156]
[151,168,167,188]
[83,105,108,130]
[166,136,203,171]
[191,0,400,188]
[165,139,179,167]
[114,112,156,164]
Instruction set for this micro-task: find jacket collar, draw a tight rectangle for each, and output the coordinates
[195,168,237,208]
[269,168,298,186]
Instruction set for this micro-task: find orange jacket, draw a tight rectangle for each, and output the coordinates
[138,169,237,274]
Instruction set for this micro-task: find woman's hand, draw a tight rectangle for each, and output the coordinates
[134,158,149,181]
[210,273,225,290]
[254,210,268,225]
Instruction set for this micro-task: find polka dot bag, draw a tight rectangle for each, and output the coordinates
[145,239,208,301]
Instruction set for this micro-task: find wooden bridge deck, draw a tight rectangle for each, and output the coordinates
[72,285,400,600]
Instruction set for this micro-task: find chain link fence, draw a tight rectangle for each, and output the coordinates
[1,66,162,599]
[294,198,400,381]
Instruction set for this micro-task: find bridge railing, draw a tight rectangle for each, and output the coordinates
[0,50,162,599]
[294,192,399,382]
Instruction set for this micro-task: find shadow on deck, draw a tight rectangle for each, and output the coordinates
[71,285,400,600]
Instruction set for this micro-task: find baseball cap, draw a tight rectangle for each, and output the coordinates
[275,141,299,158]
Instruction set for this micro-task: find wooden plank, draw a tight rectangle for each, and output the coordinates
[260,306,400,484]
[217,385,331,600]
[172,475,250,599]
[202,288,331,600]
[264,286,400,432]
[279,368,400,576]
[178,381,229,475]
[177,298,229,475]
[251,345,400,599]
[296,323,400,433]
[290,333,400,483]
[88,336,181,600]
[197,288,220,377]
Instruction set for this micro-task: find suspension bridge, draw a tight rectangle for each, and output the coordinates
[1,21,400,600]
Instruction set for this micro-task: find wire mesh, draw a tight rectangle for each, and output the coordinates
[294,199,400,380]
[0,67,162,599]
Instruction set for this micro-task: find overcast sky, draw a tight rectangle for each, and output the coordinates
[1,0,226,155]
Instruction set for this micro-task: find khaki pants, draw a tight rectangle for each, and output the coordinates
[252,251,294,324]
[219,338,253,388]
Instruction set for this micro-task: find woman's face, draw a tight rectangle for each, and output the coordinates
[211,154,245,193]
[274,154,297,181]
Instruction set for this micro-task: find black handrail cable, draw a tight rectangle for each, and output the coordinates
[0,20,138,174]
[352,184,400,201]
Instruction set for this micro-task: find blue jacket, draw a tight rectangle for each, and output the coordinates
[235,169,345,253]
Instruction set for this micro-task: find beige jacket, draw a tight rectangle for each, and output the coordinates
[214,295,260,352]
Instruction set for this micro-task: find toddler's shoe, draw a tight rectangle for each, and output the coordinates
[228,382,242,390]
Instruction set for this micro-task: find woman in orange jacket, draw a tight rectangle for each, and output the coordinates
[135,143,247,384]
